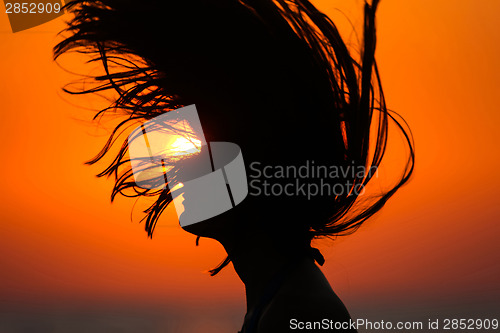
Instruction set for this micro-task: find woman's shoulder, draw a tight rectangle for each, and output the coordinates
[257,259,356,332]
[258,287,355,332]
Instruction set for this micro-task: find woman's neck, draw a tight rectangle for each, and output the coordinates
[218,227,306,313]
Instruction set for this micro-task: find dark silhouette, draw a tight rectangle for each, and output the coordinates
[54,0,414,332]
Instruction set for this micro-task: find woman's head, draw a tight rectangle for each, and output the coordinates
[54,0,414,272]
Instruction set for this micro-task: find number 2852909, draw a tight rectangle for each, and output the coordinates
[5,2,61,14]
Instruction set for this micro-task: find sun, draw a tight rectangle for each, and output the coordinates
[168,136,202,157]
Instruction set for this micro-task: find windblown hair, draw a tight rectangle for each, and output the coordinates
[54,0,414,274]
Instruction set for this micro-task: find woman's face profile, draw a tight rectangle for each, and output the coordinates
[127,102,257,239]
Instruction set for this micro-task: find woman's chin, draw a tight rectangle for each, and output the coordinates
[180,215,227,239]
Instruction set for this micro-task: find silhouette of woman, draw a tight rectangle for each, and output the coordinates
[54,0,414,332]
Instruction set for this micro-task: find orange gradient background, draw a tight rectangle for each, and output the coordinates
[1,1,499,332]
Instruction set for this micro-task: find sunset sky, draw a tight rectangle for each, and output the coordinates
[1,1,499,332]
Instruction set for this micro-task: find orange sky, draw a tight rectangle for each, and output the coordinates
[1,0,499,331]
